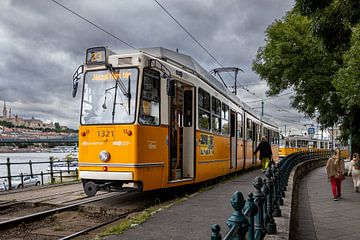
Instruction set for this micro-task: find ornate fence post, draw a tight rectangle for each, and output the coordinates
[243,193,257,240]
[253,176,266,240]
[211,224,222,240]
[264,168,276,234]
[261,179,269,226]
[271,164,282,216]
[226,191,249,240]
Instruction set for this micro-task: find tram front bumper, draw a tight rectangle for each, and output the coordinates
[79,171,133,181]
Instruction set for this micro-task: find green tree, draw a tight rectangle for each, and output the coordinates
[54,122,61,130]
[253,13,344,127]
[253,0,360,153]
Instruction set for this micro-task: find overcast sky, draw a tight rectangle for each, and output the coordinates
[0,0,320,136]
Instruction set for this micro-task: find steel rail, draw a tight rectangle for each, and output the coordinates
[0,191,123,230]
[59,208,144,240]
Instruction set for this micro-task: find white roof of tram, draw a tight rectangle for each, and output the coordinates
[114,47,278,128]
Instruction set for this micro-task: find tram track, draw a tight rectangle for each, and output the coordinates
[0,191,123,229]
[0,190,155,240]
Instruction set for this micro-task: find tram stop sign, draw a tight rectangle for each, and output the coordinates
[308,127,315,138]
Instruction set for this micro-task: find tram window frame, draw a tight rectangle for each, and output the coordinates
[211,96,221,133]
[198,88,211,131]
[221,103,229,135]
[247,119,253,140]
[275,132,279,144]
[139,68,161,126]
[184,90,193,127]
[236,113,243,138]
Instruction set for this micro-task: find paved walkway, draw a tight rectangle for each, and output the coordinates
[103,166,360,240]
[104,169,264,240]
[294,167,360,240]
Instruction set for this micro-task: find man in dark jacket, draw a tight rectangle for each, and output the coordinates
[254,136,273,169]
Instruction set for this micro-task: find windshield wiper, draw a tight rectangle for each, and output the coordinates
[107,67,132,120]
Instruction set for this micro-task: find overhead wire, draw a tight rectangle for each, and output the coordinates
[154,0,253,94]
[154,0,313,124]
[49,0,136,49]
[245,92,293,104]
[50,0,313,127]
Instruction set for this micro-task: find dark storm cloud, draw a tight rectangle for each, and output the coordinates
[0,0,309,132]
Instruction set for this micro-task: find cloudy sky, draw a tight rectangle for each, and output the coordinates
[0,0,318,136]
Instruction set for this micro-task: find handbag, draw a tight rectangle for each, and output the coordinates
[335,171,345,180]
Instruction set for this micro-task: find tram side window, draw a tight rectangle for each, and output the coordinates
[221,103,229,135]
[139,68,160,125]
[276,132,280,144]
[247,119,253,140]
[212,97,221,133]
[263,127,268,140]
[198,88,211,130]
[237,113,243,138]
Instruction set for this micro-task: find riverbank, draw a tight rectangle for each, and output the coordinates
[0,146,51,153]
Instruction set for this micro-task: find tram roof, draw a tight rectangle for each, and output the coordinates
[115,47,278,128]
[141,47,229,91]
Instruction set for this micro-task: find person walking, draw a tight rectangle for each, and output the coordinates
[348,153,360,192]
[254,136,273,170]
[326,148,345,201]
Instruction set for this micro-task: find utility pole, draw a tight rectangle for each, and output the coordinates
[284,125,287,137]
[261,101,264,117]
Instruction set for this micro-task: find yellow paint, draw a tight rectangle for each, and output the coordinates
[79,125,167,191]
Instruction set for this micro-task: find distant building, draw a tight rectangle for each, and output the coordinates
[0,100,55,129]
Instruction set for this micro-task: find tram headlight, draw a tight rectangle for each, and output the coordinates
[99,150,110,162]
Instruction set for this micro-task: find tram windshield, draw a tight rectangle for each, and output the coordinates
[81,68,138,124]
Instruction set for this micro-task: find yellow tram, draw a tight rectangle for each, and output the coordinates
[72,47,280,196]
[278,135,332,158]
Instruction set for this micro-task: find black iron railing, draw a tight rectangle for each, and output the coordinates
[0,156,79,191]
[211,150,331,240]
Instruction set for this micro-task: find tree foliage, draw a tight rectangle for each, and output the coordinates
[253,13,343,127]
[253,0,360,149]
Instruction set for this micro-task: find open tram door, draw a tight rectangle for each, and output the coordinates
[168,80,195,181]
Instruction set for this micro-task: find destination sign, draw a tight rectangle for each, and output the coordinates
[91,71,132,81]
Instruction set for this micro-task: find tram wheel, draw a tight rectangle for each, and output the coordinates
[84,181,97,197]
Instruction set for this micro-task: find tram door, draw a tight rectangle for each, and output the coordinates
[169,81,194,181]
[230,110,237,169]
[252,123,257,164]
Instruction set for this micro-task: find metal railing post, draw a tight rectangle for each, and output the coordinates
[40,171,44,185]
[225,191,248,240]
[253,176,266,240]
[272,164,282,216]
[211,224,222,240]
[7,157,12,190]
[29,160,33,177]
[264,168,276,234]
[50,156,54,184]
[20,173,24,188]
[243,193,257,240]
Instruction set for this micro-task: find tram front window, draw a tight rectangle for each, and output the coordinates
[81,68,138,124]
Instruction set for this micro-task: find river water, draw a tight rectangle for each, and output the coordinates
[0,152,71,178]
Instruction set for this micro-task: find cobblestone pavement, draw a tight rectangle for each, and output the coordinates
[295,167,360,240]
